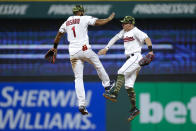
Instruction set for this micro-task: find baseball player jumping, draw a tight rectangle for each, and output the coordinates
[45,5,115,115]
[98,16,154,121]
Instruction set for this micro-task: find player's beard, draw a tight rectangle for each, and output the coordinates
[80,12,84,16]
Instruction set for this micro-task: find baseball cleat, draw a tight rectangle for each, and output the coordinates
[128,107,140,122]
[79,106,88,115]
[110,80,116,89]
[105,80,115,92]
[103,91,117,102]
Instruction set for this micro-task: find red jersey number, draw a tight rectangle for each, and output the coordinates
[71,26,76,38]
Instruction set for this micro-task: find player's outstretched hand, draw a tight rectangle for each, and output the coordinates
[108,12,115,21]
[148,51,154,55]
[98,48,108,55]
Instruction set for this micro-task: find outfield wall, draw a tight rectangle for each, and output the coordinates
[0,82,196,131]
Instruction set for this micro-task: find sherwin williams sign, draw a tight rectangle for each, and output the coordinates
[0,82,106,131]
[0,1,195,18]
[132,82,196,131]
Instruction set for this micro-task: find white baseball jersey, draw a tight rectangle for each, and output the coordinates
[116,27,148,56]
[59,15,98,55]
[105,27,149,88]
[59,15,110,107]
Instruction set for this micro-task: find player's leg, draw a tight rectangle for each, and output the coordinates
[125,68,141,108]
[103,54,140,102]
[103,73,124,102]
[125,68,141,121]
[70,56,88,115]
[84,49,113,89]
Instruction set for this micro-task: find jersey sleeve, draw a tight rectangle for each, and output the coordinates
[116,30,124,39]
[59,21,67,33]
[134,27,148,43]
[85,16,98,26]
[105,34,120,49]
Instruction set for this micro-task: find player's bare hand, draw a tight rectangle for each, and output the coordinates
[108,12,115,21]
[148,51,154,55]
[98,48,108,55]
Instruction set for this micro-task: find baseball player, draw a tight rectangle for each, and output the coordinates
[45,5,115,115]
[98,16,154,121]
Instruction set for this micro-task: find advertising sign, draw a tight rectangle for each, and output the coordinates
[132,82,196,131]
[0,1,195,18]
[0,82,106,131]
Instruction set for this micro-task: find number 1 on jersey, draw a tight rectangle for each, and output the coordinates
[71,26,76,38]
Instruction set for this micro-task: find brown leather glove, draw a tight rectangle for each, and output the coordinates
[139,53,154,66]
[45,48,57,64]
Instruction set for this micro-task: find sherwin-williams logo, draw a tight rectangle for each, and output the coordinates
[140,93,196,124]
[133,4,196,15]
[0,86,96,130]
[48,4,111,15]
[0,4,29,15]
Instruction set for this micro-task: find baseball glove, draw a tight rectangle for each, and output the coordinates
[139,53,154,66]
[45,48,57,64]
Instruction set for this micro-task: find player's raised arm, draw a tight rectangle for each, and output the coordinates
[94,12,115,26]
[98,34,119,55]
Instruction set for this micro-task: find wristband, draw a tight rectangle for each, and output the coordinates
[148,46,153,52]
[53,43,58,49]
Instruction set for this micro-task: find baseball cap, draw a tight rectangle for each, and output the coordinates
[72,5,85,13]
[120,16,135,25]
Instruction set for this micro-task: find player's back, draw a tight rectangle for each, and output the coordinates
[59,15,97,55]
[66,16,89,44]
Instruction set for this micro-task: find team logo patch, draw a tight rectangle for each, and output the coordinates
[123,36,135,42]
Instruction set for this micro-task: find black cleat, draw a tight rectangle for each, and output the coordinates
[103,91,117,102]
[128,107,140,122]
[79,106,88,115]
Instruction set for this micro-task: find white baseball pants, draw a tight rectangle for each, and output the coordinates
[118,53,142,89]
[70,49,110,107]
